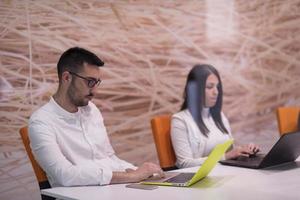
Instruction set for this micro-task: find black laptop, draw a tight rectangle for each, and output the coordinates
[219,131,300,169]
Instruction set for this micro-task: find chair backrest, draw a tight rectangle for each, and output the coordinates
[19,127,49,186]
[276,107,300,135]
[150,115,177,170]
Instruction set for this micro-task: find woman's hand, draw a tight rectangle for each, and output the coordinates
[225,143,260,160]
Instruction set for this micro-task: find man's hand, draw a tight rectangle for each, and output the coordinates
[111,162,164,184]
[132,162,164,181]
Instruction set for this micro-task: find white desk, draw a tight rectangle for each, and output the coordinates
[42,161,300,200]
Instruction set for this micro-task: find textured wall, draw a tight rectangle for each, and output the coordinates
[0,1,300,199]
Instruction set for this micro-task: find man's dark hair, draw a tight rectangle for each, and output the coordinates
[181,64,228,136]
[57,47,104,81]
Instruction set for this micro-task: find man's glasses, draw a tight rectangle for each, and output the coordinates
[68,71,102,88]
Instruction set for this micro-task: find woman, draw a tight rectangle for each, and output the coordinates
[171,64,259,168]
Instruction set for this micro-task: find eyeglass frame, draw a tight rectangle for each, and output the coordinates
[68,71,102,88]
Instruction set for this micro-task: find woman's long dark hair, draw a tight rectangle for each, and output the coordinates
[181,64,228,136]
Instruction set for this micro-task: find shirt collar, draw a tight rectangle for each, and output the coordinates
[49,96,91,119]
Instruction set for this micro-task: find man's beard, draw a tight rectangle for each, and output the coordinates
[68,84,92,107]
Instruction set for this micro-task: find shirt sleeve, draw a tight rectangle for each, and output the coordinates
[29,119,113,186]
[221,112,233,138]
[171,116,207,168]
[96,107,137,170]
[220,113,234,158]
[221,112,234,145]
[102,131,137,170]
[110,155,137,170]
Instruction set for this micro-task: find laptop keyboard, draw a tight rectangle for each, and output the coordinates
[236,155,264,163]
[165,173,195,183]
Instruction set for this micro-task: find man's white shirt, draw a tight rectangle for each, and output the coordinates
[29,97,135,187]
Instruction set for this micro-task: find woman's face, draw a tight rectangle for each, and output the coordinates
[205,74,219,108]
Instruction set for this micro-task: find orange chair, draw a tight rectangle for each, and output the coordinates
[276,107,300,135]
[150,115,177,171]
[19,127,54,200]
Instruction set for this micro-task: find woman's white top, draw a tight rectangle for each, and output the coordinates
[171,108,233,168]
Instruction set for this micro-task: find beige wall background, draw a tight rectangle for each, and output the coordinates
[1,0,300,199]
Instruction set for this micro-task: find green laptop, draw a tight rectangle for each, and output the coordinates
[141,139,233,187]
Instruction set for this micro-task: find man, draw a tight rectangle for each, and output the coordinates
[29,47,163,187]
